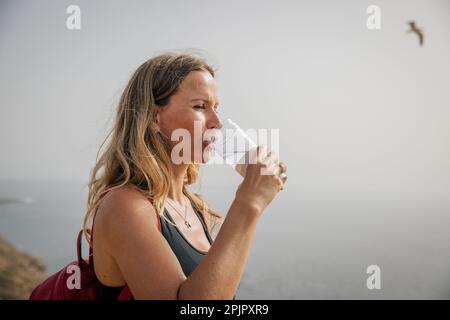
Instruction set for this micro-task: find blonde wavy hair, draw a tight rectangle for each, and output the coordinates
[83,51,223,246]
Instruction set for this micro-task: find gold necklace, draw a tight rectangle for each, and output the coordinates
[166,196,192,228]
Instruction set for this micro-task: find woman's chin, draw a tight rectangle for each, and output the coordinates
[192,146,213,164]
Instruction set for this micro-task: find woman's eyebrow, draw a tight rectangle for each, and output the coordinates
[190,98,220,106]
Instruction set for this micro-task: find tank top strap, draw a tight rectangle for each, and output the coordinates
[189,199,214,244]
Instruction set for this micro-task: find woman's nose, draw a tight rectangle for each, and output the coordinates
[209,111,222,129]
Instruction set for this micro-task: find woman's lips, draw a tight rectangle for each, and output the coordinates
[202,140,214,151]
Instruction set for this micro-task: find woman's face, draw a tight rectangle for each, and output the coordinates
[155,70,221,164]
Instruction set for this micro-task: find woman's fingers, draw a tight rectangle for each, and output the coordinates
[260,151,278,175]
[270,161,287,176]
[255,147,288,188]
[275,162,288,190]
[278,162,287,174]
[278,172,288,190]
[256,145,268,162]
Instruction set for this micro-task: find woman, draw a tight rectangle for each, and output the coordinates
[83,51,288,300]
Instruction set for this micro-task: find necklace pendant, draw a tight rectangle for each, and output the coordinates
[185,221,192,228]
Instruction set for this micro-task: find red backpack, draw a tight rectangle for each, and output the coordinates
[29,199,162,300]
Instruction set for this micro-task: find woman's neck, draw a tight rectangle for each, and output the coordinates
[167,163,189,205]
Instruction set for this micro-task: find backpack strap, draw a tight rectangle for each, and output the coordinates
[88,191,110,265]
[76,229,86,267]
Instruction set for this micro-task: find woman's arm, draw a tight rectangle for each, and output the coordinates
[95,187,187,299]
[179,146,287,299]
[177,196,260,299]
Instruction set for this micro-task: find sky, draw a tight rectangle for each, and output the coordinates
[1,0,450,298]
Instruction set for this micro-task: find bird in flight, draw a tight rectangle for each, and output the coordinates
[407,21,424,46]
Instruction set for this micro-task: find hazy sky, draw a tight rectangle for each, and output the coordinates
[1,0,450,299]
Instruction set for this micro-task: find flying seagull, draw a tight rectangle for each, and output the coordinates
[407,21,424,46]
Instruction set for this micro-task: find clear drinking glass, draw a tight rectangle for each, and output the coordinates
[209,118,258,177]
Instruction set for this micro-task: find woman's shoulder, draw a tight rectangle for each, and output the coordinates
[96,185,157,233]
[102,184,152,208]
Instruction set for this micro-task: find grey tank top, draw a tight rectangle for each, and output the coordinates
[97,199,237,299]
[160,202,213,276]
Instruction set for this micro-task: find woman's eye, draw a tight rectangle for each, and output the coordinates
[194,104,218,113]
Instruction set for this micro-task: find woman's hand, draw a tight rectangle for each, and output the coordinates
[235,145,288,217]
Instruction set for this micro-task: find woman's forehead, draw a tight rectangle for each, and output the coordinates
[179,71,218,101]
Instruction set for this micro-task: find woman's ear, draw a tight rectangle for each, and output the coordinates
[153,111,161,131]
